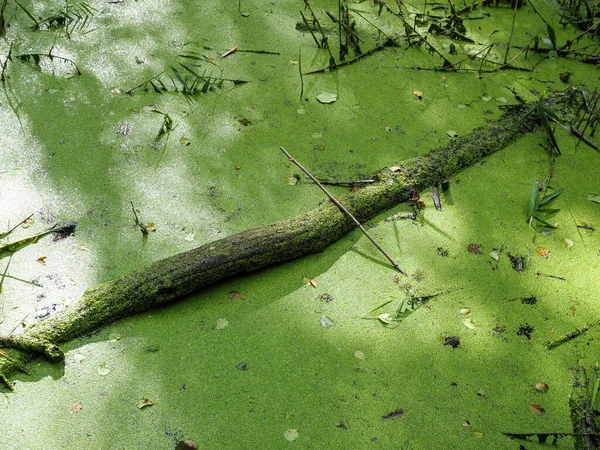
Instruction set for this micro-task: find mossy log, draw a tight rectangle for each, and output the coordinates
[0,88,585,388]
[570,366,600,450]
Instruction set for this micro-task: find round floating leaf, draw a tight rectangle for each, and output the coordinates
[284,429,299,441]
[446,130,459,138]
[215,318,229,330]
[317,93,337,104]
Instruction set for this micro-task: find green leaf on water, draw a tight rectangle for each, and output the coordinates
[529,179,539,217]
[588,195,600,204]
[539,189,563,206]
[317,93,337,104]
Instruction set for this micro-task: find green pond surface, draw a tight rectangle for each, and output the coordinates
[1,0,600,448]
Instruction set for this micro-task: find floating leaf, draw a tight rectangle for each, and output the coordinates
[284,429,299,441]
[460,308,471,315]
[377,313,393,324]
[354,350,367,360]
[389,166,401,172]
[180,137,191,146]
[284,175,299,186]
[227,291,243,301]
[215,318,229,330]
[476,389,486,397]
[235,164,241,170]
[317,92,337,104]
[37,255,47,264]
[309,279,317,288]
[536,248,550,257]
[137,399,154,409]
[413,90,423,99]
[467,243,482,255]
[463,318,476,329]
[97,365,111,376]
[109,332,121,340]
[70,402,83,413]
[489,251,499,261]
[587,195,600,204]
[446,130,458,138]
[535,382,549,393]
[184,233,195,241]
[529,403,545,415]
[564,238,573,248]
[496,97,507,103]
[334,418,349,429]
[320,316,335,328]
[236,361,249,371]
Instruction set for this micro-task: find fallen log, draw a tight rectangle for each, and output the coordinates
[0,88,586,388]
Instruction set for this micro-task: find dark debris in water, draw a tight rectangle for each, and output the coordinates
[382,409,404,419]
[517,324,535,339]
[508,253,525,272]
[52,221,77,241]
[444,336,460,348]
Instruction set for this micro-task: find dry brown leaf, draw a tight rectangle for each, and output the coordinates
[227,291,243,301]
[529,403,545,415]
[467,243,482,255]
[70,402,83,413]
[536,248,550,257]
[36,256,47,264]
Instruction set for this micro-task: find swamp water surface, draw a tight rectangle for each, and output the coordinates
[1,0,600,448]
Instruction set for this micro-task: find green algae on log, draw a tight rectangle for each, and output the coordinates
[569,366,600,450]
[0,88,586,389]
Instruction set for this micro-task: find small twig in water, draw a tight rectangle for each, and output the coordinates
[280,146,406,275]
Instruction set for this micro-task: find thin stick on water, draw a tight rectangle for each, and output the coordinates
[280,146,406,275]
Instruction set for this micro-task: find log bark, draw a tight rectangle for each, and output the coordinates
[0,88,585,388]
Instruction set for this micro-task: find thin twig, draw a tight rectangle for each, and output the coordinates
[503,0,520,65]
[280,147,406,275]
[298,48,304,101]
[0,214,33,239]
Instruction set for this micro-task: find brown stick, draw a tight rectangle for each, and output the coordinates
[280,146,406,275]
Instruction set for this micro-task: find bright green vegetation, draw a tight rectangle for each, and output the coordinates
[1,0,599,448]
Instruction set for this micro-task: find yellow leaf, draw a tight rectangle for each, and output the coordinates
[137,399,154,409]
[378,313,393,324]
[463,318,476,329]
[284,429,299,441]
[354,350,367,360]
